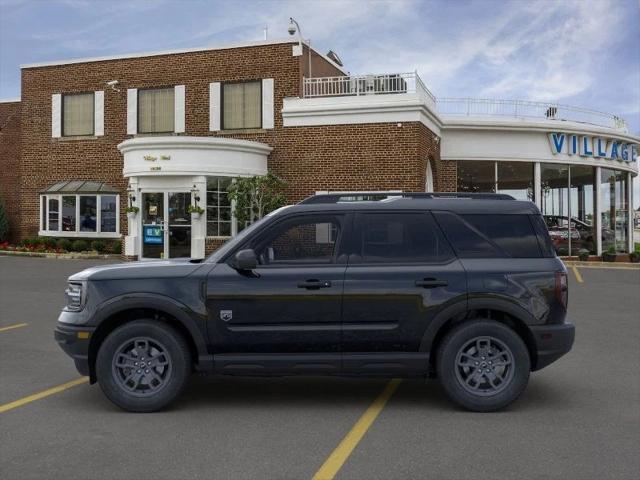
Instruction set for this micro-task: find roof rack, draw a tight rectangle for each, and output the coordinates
[299,192,515,204]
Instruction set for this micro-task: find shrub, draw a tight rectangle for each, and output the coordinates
[58,238,73,252]
[91,240,106,253]
[109,239,122,254]
[71,239,89,252]
[577,249,590,261]
[38,237,57,249]
[0,197,9,242]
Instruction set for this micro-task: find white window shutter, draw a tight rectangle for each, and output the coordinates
[94,90,104,136]
[51,94,62,138]
[174,85,185,133]
[262,78,274,129]
[127,88,137,135]
[209,82,221,131]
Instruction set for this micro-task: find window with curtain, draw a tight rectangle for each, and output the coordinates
[138,88,175,133]
[223,81,261,129]
[62,93,94,136]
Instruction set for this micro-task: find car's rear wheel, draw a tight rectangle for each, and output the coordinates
[96,320,190,412]
[436,319,530,412]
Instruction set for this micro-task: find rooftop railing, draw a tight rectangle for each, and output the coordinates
[436,98,628,132]
[301,73,628,132]
[303,72,436,106]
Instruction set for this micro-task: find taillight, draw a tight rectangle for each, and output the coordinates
[555,271,568,309]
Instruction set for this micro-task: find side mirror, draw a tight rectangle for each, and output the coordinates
[231,249,258,271]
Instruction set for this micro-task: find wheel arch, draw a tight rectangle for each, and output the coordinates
[421,297,538,372]
[87,294,211,383]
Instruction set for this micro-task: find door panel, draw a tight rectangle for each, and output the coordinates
[167,192,191,258]
[141,192,165,259]
[341,212,467,358]
[206,213,350,358]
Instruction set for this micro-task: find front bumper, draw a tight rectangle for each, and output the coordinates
[54,323,95,377]
[530,321,575,371]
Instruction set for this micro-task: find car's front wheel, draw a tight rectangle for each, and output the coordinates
[436,319,530,412]
[96,320,191,412]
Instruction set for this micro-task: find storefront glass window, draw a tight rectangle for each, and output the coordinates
[540,164,570,255]
[101,195,117,233]
[497,162,534,201]
[206,177,233,237]
[601,168,629,253]
[61,196,76,232]
[457,161,495,193]
[569,165,596,254]
[79,196,97,232]
[48,197,59,231]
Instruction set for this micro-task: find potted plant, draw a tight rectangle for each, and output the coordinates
[187,204,204,219]
[125,206,139,219]
[630,246,640,263]
[577,248,590,261]
[602,245,617,262]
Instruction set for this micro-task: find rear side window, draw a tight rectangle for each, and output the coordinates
[530,214,556,258]
[355,212,454,264]
[434,212,502,258]
[461,214,542,258]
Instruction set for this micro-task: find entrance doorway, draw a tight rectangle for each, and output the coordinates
[141,192,191,259]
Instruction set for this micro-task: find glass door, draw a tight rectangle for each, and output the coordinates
[141,192,165,259]
[168,192,191,258]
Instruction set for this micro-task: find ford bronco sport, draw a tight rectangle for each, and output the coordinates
[55,192,575,412]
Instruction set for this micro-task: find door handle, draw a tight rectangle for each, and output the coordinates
[415,278,448,288]
[297,279,332,290]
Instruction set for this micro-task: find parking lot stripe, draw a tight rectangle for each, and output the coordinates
[0,322,28,333]
[0,377,88,414]
[312,379,401,480]
[571,266,584,283]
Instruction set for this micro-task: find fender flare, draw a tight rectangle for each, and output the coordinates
[89,293,210,369]
[419,295,537,353]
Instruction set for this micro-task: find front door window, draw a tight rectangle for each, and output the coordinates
[141,192,192,259]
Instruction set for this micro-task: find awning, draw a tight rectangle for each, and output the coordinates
[40,180,119,194]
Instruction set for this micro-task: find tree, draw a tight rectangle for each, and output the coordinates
[0,196,9,242]
[227,173,287,226]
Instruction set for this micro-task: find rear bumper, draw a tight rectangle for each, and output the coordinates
[54,323,95,377]
[530,322,575,371]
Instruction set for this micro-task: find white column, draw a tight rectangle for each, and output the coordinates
[534,162,541,208]
[595,166,602,256]
[190,176,207,259]
[124,178,140,257]
[628,171,633,253]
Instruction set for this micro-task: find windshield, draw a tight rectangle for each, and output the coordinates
[205,205,293,263]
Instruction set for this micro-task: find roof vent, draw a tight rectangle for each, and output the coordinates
[326,50,343,67]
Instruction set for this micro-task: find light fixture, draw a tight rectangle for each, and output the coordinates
[126,187,136,204]
[191,185,200,203]
[288,17,312,78]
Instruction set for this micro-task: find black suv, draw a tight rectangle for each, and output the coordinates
[55,193,574,412]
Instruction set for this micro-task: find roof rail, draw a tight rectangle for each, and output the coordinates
[299,192,515,205]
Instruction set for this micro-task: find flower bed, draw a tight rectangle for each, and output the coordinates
[0,237,122,255]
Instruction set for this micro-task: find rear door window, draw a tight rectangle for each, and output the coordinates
[354,212,454,264]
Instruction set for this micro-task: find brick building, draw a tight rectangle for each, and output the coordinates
[0,38,638,258]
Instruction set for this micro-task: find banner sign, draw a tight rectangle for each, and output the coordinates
[143,225,163,245]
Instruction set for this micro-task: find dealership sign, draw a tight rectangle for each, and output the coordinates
[548,133,637,163]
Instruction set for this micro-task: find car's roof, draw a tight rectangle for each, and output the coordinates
[284,193,541,215]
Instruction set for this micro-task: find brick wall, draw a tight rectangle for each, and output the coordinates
[0,101,21,242]
[17,41,443,251]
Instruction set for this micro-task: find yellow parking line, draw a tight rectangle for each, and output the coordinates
[0,323,28,333]
[312,379,401,480]
[571,265,584,283]
[0,377,89,414]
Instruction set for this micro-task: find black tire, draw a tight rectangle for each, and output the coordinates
[96,320,191,412]
[436,319,530,412]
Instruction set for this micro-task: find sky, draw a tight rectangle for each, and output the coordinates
[1,0,639,203]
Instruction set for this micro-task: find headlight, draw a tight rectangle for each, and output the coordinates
[65,282,85,311]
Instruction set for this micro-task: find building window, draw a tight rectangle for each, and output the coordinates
[497,162,534,201]
[601,168,629,253]
[222,81,261,129]
[457,161,496,193]
[206,177,233,237]
[39,194,119,237]
[138,88,175,133]
[62,92,94,136]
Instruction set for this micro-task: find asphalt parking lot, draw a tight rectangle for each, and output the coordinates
[1,256,639,480]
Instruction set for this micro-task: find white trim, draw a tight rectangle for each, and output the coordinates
[595,166,602,256]
[174,85,186,133]
[39,193,120,237]
[38,231,121,239]
[94,90,104,136]
[209,82,221,131]
[51,94,62,138]
[127,88,137,135]
[19,39,346,71]
[262,78,274,129]
[0,97,20,103]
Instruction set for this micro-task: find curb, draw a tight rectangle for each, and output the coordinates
[0,250,119,260]
[563,260,640,269]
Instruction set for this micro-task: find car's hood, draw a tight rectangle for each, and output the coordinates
[68,258,205,282]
